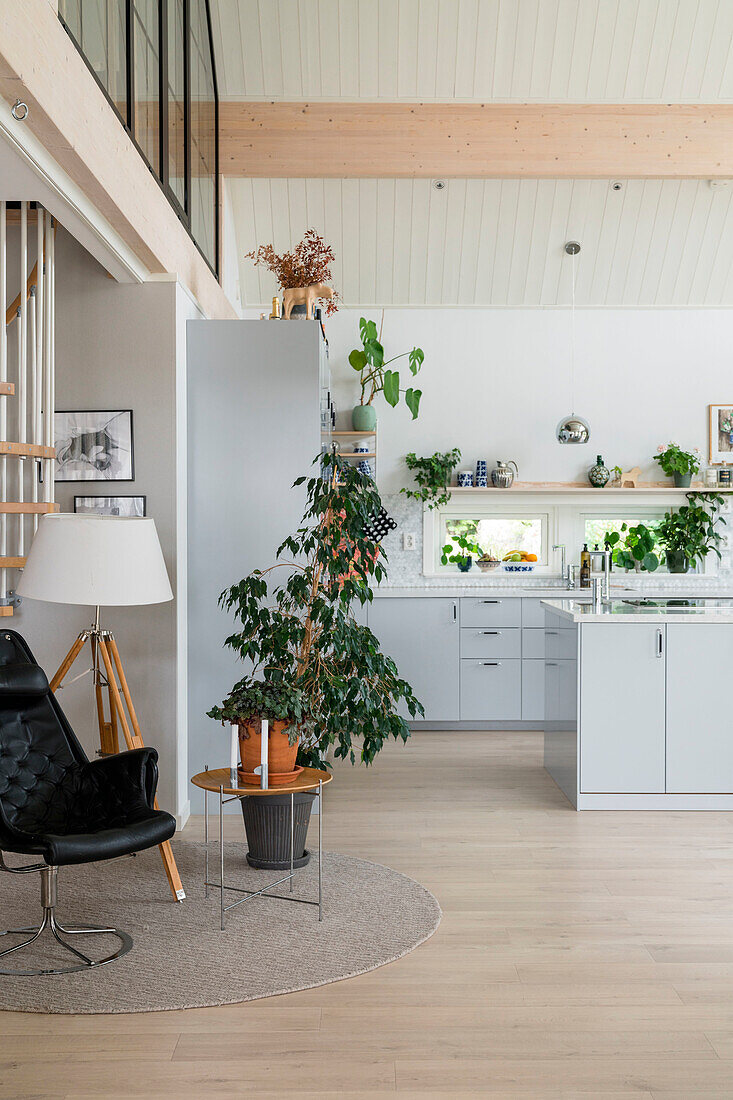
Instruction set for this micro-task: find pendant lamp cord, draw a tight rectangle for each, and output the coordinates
[570,248,576,417]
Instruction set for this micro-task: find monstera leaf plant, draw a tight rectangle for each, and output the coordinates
[349,315,424,427]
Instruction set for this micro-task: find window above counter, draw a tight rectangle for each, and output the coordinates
[422,488,728,578]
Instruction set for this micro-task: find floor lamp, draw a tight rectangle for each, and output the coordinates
[17,513,185,902]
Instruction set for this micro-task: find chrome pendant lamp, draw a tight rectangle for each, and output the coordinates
[556,241,590,445]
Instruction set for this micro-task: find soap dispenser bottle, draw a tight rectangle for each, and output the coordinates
[580,544,591,589]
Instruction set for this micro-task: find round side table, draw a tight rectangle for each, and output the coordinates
[191,767,332,929]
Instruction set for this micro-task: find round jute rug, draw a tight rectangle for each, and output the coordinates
[0,842,441,1014]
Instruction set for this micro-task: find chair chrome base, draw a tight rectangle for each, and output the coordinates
[0,860,132,975]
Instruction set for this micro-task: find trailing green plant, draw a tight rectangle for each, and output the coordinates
[441,533,481,570]
[655,493,726,566]
[349,316,424,419]
[604,523,660,572]
[654,442,701,479]
[401,449,462,509]
[207,678,306,746]
[211,452,423,768]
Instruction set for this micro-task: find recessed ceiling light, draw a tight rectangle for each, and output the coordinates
[610,180,623,191]
[432,179,446,191]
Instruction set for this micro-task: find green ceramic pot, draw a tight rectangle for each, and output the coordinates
[352,404,377,431]
[673,472,692,488]
[666,549,689,573]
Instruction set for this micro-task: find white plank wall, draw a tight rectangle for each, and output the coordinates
[229,177,733,308]
[211,0,733,102]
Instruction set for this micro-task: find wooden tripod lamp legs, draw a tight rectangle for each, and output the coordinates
[50,632,186,903]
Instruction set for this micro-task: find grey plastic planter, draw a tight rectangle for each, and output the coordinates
[240,790,316,870]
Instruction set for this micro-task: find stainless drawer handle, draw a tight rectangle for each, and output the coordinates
[546,630,559,635]
[482,661,501,666]
[546,661,559,666]
[481,600,500,604]
[480,630,501,635]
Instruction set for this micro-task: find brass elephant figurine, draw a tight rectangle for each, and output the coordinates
[282,283,333,320]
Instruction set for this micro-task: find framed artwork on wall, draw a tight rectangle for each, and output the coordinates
[55,410,134,481]
[74,496,146,518]
[709,404,733,464]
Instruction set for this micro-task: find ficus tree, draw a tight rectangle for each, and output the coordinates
[212,452,423,767]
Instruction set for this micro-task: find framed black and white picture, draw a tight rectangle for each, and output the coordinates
[74,495,146,518]
[55,410,134,481]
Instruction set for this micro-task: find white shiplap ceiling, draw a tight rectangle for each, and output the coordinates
[229,177,733,307]
[211,0,733,102]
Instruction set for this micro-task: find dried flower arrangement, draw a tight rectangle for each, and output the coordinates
[245,229,340,315]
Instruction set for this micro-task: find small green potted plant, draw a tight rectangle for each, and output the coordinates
[210,452,422,869]
[401,449,461,510]
[604,523,659,571]
[655,493,726,573]
[349,315,424,430]
[441,533,481,573]
[207,679,306,782]
[654,442,701,488]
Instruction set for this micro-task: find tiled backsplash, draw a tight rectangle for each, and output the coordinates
[377,493,733,589]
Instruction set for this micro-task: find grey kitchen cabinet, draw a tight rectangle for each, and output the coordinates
[521,659,545,721]
[368,597,460,721]
[460,658,522,721]
[579,623,666,794]
[666,624,733,793]
[522,628,545,659]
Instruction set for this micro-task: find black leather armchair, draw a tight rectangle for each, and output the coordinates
[0,630,176,975]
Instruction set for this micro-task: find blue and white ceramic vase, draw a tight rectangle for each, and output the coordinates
[457,470,474,488]
[588,455,610,488]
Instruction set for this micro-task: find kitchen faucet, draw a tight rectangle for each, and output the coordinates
[553,544,576,589]
[588,549,612,611]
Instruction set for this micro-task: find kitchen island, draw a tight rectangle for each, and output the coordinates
[541,598,733,809]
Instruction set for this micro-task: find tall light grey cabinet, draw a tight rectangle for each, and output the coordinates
[187,320,328,809]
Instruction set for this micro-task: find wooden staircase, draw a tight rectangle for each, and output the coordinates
[0,201,56,616]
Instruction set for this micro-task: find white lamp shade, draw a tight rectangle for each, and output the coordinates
[18,514,173,607]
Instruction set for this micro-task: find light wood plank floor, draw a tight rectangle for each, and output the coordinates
[5,730,733,1097]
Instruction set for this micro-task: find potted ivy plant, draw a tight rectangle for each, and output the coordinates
[654,442,701,488]
[348,315,424,430]
[401,449,462,510]
[209,452,422,869]
[207,679,306,783]
[655,493,726,573]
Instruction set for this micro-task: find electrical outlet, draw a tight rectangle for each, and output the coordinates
[402,532,416,551]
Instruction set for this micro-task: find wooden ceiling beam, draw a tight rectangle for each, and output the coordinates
[220,102,733,179]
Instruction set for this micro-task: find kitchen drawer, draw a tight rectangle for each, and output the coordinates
[460,658,521,721]
[460,627,521,659]
[460,597,521,629]
[546,625,578,660]
[522,658,545,721]
[522,628,545,658]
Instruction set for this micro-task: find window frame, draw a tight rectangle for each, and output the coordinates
[422,491,717,578]
[59,0,219,277]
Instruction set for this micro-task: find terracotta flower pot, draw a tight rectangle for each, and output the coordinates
[237,719,299,785]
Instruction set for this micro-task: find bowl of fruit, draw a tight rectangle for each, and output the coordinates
[477,554,501,573]
[502,550,537,572]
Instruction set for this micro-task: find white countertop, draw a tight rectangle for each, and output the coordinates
[375,584,733,600]
[542,598,733,623]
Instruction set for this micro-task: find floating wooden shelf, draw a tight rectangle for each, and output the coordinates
[0,383,15,397]
[0,441,55,460]
[338,452,376,460]
[325,430,377,437]
[0,556,26,568]
[450,482,731,494]
[0,502,59,514]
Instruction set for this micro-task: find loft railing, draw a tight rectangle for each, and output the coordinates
[0,202,58,614]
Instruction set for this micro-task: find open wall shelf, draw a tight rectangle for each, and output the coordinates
[449,483,732,494]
